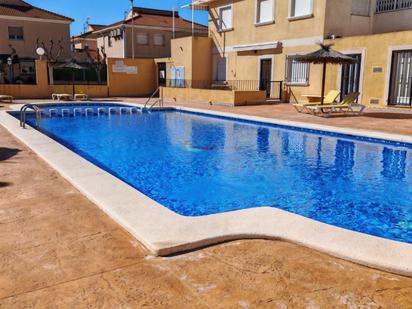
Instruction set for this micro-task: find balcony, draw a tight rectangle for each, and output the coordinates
[376,0,412,13]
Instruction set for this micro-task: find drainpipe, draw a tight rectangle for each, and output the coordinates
[173,7,176,39]
[130,0,135,59]
[191,0,194,37]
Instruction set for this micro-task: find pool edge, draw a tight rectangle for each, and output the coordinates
[1,105,412,278]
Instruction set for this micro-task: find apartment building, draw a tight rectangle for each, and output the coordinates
[72,24,106,59]
[166,0,412,107]
[0,0,73,58]
[0,0,73,83]
[95,7,208,59]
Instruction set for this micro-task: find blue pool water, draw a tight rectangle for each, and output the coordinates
[17,104,412,243]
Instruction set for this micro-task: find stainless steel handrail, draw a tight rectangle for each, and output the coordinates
[20,104,42,129]
[143,87,164,111]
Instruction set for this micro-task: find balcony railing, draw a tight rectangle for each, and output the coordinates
[376,0,412,13]
[165,79,284,100]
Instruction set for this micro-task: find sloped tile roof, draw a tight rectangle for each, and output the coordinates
[103,7,207,31]
[0,0,74,22]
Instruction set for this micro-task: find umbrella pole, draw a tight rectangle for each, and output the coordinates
[72,69,75,100]
[321,62,326,105]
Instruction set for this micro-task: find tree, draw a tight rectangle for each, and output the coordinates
[36,38,65,84]
[85,46,107,84]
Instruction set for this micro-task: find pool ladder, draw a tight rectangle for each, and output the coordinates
[20,104,42,129]
[143,87,164,111]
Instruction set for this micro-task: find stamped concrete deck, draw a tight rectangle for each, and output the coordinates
[1,100,412,307]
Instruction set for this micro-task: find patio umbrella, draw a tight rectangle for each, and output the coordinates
[294,44,358,105]
[56,60,87,97]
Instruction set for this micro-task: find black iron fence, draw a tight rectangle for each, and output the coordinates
[52,63,107,85]
[166,79,284,100]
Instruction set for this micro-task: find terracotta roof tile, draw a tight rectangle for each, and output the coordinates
[0,0,74,22]
[102,7,208,32]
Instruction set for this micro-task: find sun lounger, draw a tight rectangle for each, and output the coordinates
[293,90,340,113]
[0,95,13,103]
[74,93,89,101]
[52,93,72,101]
[306,92,365,117]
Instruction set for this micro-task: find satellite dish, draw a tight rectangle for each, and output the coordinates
[36,47,45,56]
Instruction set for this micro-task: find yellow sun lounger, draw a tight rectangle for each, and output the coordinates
[306,92,364,117]
[0,95,13,103]
[293,90,340,113]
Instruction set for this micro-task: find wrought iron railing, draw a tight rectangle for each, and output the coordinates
[376,0,412,13]
[165,79,284,100]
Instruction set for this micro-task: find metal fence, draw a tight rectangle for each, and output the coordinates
[52,63,107,85]
[376,0,412,12]
[166,79,284,100]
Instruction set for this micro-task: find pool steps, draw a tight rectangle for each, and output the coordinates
[39,106,141,118]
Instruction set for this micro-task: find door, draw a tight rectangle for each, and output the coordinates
[388,50,412,107]
[170,66,185,88]
[259,58,272,98]
[158,63,166,87]
[340,53,362,101]
[216,58,227,81]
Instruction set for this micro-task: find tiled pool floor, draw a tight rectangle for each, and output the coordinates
[1,124,412,307]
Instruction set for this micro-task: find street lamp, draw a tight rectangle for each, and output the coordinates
[130,0,135,59]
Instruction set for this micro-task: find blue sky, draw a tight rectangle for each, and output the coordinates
[28,0,208,36]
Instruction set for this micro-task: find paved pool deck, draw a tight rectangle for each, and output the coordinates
[1,99,412,307]
[4,98,412,135]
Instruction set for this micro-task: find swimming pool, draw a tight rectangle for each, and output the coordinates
[18,103,412,244]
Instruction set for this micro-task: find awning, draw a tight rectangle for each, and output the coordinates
[233,42,282,52]
[181,0,214,10]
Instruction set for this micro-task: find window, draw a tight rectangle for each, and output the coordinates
[352,0,370,16]
[256,0,274,24]
[107,36,112,47]
[153,34,165,46]
[137,33,149,45]
[285,56,310,85]
[289,0,312,18]
[218,5,233,31]
[376,0,412,13]
[8,27,23,40]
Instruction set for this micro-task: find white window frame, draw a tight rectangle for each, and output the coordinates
[255,0,275,26]
[136,32,149,45]
[285,55,310,86]
[153,33,165,46]
[288,0,314,21]
[217,4,233,32]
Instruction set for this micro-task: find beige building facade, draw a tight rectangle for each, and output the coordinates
[0,0,73,84]
[72,24,106,60]
[165,0,412,107]
[94,7,208,60]
[0,1,73,59]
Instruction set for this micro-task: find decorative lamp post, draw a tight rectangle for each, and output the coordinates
[7,57,13,84]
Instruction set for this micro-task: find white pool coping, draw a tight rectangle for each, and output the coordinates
[1,103,412,277]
